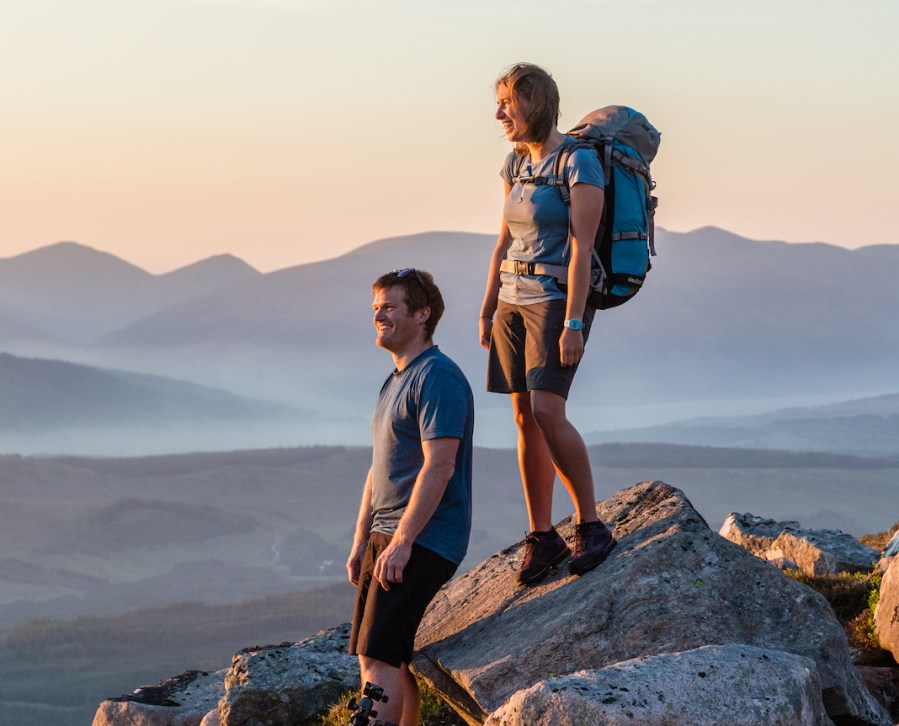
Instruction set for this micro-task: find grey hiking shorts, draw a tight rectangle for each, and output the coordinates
[487,298,595,400]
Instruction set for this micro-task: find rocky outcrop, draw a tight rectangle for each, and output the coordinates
[91,626,357,726]
[94,484,893,725]
[875,558,899,664]
[719,512,880,575]
[92,669,225,726]
[412,481,890,726]
[217,623,359,725]
[484,644,830,726]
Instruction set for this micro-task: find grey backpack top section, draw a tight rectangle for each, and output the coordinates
[569,105,661,163]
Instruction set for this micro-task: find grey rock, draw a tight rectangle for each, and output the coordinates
[218,623,359,726]
[719,512,801,558]
[884,530,899,558]
[412,481,889,726]
[484,644,831,726]
[875,558,899,664]
[857,666,899,723]
[720,511,880,575]
[92,669,225,726]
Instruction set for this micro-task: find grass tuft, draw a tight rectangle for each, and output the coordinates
[785,568,894,666]
[305,681,467,726]
[859,520,899,552]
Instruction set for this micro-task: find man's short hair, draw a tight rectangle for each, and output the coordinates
[372,268,445,341]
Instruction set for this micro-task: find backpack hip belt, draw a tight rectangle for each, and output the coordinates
[499,259,568,279]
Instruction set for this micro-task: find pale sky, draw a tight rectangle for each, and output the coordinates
[3,0,897,273]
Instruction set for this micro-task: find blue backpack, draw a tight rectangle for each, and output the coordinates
[512,106,661,309]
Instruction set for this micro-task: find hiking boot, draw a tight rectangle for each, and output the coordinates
[517,527,570,585]
[568,521,616,575]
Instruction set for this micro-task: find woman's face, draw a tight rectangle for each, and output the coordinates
[495,82,527,142]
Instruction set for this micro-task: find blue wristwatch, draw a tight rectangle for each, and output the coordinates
[563,318,584,331]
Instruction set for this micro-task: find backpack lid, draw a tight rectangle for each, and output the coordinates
[569,106,661,164]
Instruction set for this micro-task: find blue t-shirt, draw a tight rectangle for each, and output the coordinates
[499,140,605,305]
[369,345,474,565]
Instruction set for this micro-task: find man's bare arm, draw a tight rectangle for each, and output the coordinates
[372,437,460,590]
[346,468,373,586]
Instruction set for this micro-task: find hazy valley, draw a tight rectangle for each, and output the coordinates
[2,228,899,453]
[3,442,896,625]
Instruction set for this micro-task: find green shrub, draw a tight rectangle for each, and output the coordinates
[784,569,877,622]
[785,569,893,665]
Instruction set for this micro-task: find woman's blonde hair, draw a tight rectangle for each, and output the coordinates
[495,63,560,151]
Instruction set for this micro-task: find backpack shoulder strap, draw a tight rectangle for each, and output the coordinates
[552,139,597,207]
[510,152,527,182]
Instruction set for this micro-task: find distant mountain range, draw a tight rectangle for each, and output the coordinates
[0,241,260,345]
[0,352,287,428]
[0,352,334,456]
[0,229,897,454]
[587,392,899,458]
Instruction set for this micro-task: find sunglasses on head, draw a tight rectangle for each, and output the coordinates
[392,268,426,286]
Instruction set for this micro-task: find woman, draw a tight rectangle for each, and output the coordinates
[479,63,616,586]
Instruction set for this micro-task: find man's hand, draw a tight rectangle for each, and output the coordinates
[348,471,374,587]
[373,537,413,591]
[346,541,367,587]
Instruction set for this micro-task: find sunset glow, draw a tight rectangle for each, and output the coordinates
[3,0,897,272]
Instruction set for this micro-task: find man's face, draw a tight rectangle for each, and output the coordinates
[372,285,426,354]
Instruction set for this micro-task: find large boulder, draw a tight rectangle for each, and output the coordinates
[92,626,359,726]
[218,623,359,725]
[720,512,879,575]
[483,644,830,726]
[875,558,899,664]
[412,481,889,726]
[92,669,225,726]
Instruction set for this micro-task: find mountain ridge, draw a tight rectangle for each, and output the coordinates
[588,391,899,457]
[0,241,262,344]
[0,351,292,424]
[86,228,899,418]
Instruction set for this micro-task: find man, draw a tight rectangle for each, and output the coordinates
[347,268,474,726]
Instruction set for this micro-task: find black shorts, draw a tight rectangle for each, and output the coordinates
[349,532,457,668]
[487,298,595,400]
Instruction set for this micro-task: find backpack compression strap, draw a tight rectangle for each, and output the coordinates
[552,140,657,256]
